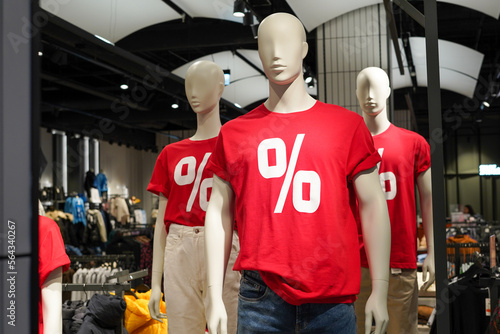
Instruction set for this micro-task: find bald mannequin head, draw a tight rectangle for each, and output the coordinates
[356,67,391,117]
[258,13,308,85]
[185,60,225,115]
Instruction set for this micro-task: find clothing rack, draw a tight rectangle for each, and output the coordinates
[446,242,493,278]
[62,269,148,334]
[69,254,135,262]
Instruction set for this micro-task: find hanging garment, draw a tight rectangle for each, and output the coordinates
[110,197,130,225]
[89,188,102,204]
[448,264,492,334]
[447,234,481,258]
[65,196,87,226]
[124,290,168,334]
[78,294,127,334]
[139,242,153,287]
[94,173,108,195]
[84,171,96,198]
[486,304,500,334]
[62,300,85,334]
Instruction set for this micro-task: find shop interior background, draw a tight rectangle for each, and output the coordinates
[37,0,500,221]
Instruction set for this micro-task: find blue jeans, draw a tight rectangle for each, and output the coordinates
[237,270,356,334]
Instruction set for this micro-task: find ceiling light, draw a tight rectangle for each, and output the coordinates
[224,69,231,86]
[243,11,254,26]
[120,84,129,90]
[38,51,43,56]
[172,102,179,109]
[483,101,490,108]
[94,34,115,46]
[303,68,314,84]
[233,0,245,17]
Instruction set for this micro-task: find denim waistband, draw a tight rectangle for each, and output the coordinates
[241,270,266,284]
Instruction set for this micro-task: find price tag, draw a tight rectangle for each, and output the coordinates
[486,298,491,316]
[391,268,402,275]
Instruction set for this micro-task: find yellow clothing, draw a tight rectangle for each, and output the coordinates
[124,290,168,334]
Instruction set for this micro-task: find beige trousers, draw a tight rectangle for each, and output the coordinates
[355,267,418,334]
[163,224,240,334]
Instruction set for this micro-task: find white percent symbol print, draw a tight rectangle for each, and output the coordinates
[257,134,321,213]
[173,153,213,212]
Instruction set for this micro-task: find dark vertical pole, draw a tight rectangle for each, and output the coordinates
[423,1,449,333]
[493,178,497,220]
[0,1,39,333]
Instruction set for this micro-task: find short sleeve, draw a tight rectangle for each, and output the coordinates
[39,216,70,287]
[147,148,170,198]
[414,135,431,175]
[346,120,381,182]
[206,131,231,182]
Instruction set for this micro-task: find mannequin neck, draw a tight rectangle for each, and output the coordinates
[265,76,316,113]
[191,105,221,140]
[363,108,391,136]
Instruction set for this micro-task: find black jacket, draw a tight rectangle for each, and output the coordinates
[78,294,127,334]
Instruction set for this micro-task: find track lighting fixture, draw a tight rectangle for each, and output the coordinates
[233,0,245,17]
[243,11,254,26]
[223,69,231,86]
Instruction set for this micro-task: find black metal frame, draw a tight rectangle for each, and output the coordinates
[384,0,448,332]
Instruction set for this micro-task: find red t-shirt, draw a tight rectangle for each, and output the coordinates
[39,215,71,334]
[359,124,431,269]
[207,101,380,305]
[147,137,217,233]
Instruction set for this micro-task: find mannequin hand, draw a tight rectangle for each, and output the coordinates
[365,279,389,334]
[206,286,228,334]
[148,288,167,322]
[421,253,435,291]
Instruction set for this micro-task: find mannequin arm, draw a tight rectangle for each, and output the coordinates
[41,266,63,333]
[417,168,435,290]
[148,195,168,322]
[205,175,235,334]
[354,167,390,334]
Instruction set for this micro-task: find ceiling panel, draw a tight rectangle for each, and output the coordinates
[171,0,242,23]
[222,76,270,108]
[288,0,500,32]
[171,50,261,82]
[391,37,484,98]
[286,0,380,32]
[40,0,181,43]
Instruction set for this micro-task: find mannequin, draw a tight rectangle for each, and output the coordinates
[205,13,390,334]
[147,60,240,334]
[39,215,71,334]
[355,67,435,334]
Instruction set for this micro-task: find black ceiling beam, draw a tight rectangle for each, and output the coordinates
[393,0,425,28]
[41,11,246,119]
[401,33,418,92]
[41,102,180,140]
[383,0,405,75]
[117,19,257,52]
[161,0,192,21]
[41,73,150,111]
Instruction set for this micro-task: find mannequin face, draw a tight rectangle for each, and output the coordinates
[185,61,224,114]
[356,67,391,116]
[258,13,308,85]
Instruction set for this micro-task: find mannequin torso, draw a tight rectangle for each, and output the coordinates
[355,66,435,334]
[205,13,391,334]
[147,61,240,334]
